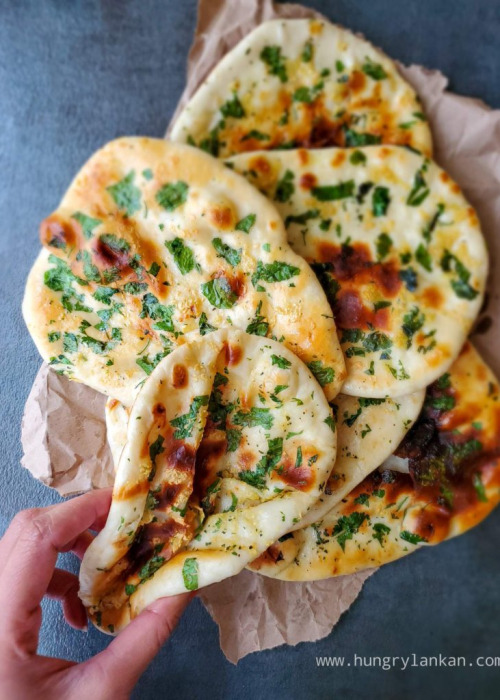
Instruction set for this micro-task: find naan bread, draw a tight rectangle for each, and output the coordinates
[228,146,488,397]
[171,18,432,157]
[250,342,500,581]
[23,137,345,406]
[79,329,337,632]
[295,389,425,529]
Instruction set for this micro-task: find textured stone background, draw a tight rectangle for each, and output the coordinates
[1,1,499,698]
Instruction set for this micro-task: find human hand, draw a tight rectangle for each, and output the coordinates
[0,489,193,700]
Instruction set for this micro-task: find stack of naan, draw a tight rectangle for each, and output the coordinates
[23,18,499,633]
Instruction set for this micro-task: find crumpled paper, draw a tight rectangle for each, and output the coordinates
[21,0,500,665]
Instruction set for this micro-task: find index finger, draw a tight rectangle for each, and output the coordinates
[0,489,111,645]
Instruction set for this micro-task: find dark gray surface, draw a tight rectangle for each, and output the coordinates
[1,1,499,698]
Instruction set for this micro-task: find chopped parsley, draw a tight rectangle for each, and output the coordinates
[349,150,367,165]
[284,209,319,228]
[415,244,432,272]
[343,127,381,147]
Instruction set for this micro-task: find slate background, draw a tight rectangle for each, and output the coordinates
[1,1,499,698]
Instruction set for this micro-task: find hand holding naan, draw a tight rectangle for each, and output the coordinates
[0,490,192,699]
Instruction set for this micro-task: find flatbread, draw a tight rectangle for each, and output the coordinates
[171,18,432,157]
[23,137,345,406]
[250,342,500,581]
[79,329,337,632]
[105,398,130,471]
[105,391,424,515]
[295,389,425,529]
[228,146,488,397]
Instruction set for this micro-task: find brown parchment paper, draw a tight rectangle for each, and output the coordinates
[21,0,500,665]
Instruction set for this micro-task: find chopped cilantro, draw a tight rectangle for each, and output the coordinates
[170,395,209,440]
[284,209,320,228]
[373,522,391,546]
[199,311,216,335]
[407,165,430,206]
[165,237,200,275]
[349,150,367,165]
[212,237,241,267]
[235,213,256,233]
[376,232,393,260]
[400,530,427,545]
[139,555,166,582]
[71,211,101,239]
[362,57,388,80]
[106,171,141,216]
[140,293,175,331]
[156,181,189,211]
[343,127,381,147]
[182,558,199,591]
[372,187,391,217]
[252,260,300,286]
[246,300,269,337]
[473,472,488,503]
[233,407,273,429]
[271,354,291,369]
[399,267,418,291]
[311,181,355,201]
[307,360,335,387]
[260,45,288,82]
[226,428,242,453]
[415,244,432,271]
[201,277,237,308]
[274,169,295,203]
[402,306,425,348]
[332,512,368,551]
[220,93,245,118]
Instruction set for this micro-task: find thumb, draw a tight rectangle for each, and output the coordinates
[86,592,193,694]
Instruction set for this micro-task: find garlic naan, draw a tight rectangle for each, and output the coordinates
[23,137,345,406]
[171,18,432,157]
[229,146,488,397]
[79,329,336,631]
[250,343,500,581]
